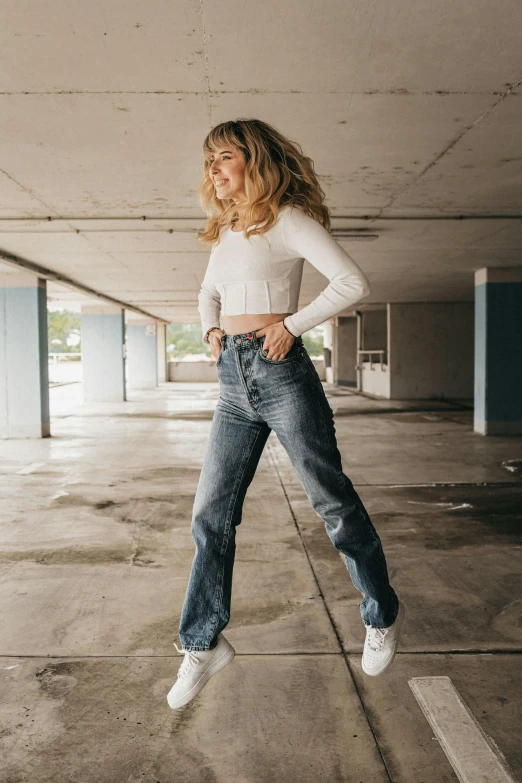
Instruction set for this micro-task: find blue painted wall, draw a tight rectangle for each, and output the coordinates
[475,281,522,429]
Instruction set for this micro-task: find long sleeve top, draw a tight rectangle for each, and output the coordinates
[197,204,371,339]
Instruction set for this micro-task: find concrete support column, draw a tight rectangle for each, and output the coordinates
[333,316,357,387]
[474,268,522,435]
[126,317,158,390]
[156,323,167,383]
[81,305,126,402]
[0,271,50,438]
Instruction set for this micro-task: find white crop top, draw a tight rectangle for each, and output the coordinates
[197,204,371,339]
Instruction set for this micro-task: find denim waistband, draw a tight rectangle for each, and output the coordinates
[221,329,303,348]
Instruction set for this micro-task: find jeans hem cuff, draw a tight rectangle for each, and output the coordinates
[178,641,218,652]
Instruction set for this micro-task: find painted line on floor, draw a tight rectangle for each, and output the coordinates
[409,676,516,783]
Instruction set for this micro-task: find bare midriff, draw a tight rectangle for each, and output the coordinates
[222,313,292,336]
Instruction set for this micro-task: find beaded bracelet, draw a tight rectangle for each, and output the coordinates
[203,326,224,344]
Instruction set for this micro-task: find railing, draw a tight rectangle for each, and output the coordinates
[357,350,387,371]
[48,352,82,363]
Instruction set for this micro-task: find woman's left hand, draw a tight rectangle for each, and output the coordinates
[256,321,295,361]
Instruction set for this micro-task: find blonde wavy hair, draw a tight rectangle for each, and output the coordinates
[197,118,331,246]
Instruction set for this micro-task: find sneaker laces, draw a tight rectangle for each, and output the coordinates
[173,642,201,679]
[365,626,389,652]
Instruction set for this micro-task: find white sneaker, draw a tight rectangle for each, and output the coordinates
[167,633,235,709]
[361,600,405,676]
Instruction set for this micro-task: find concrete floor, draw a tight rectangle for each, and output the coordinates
[1,381,521,782]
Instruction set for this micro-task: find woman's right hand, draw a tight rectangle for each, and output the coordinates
[209,329,225,361]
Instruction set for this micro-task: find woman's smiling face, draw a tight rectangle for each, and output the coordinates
[208,145,247,202]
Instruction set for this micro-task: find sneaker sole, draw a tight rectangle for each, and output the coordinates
[167,642,235,710]
[361,601,405,677]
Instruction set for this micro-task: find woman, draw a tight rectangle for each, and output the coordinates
[167,119,404,710]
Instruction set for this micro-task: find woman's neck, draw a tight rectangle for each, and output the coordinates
[232,208,248,231]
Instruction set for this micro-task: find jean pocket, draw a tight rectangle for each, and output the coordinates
[258,336,301,364]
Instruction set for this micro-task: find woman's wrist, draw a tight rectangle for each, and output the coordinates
[282,318,297,337]
[203,326,224,344]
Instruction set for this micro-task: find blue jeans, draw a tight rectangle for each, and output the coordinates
[178,329,399,651]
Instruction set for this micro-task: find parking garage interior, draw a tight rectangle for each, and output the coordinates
[0,2,521,781]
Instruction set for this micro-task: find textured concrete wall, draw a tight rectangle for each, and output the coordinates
[167,359,326,383]
[362,310,387,351]
[388,302,474,399]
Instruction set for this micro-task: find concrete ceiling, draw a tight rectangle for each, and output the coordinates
[1,0,521,323]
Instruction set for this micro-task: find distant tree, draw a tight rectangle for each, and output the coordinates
[167,323,209,358]
[47,310,81,353]
[303,328,325,357]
